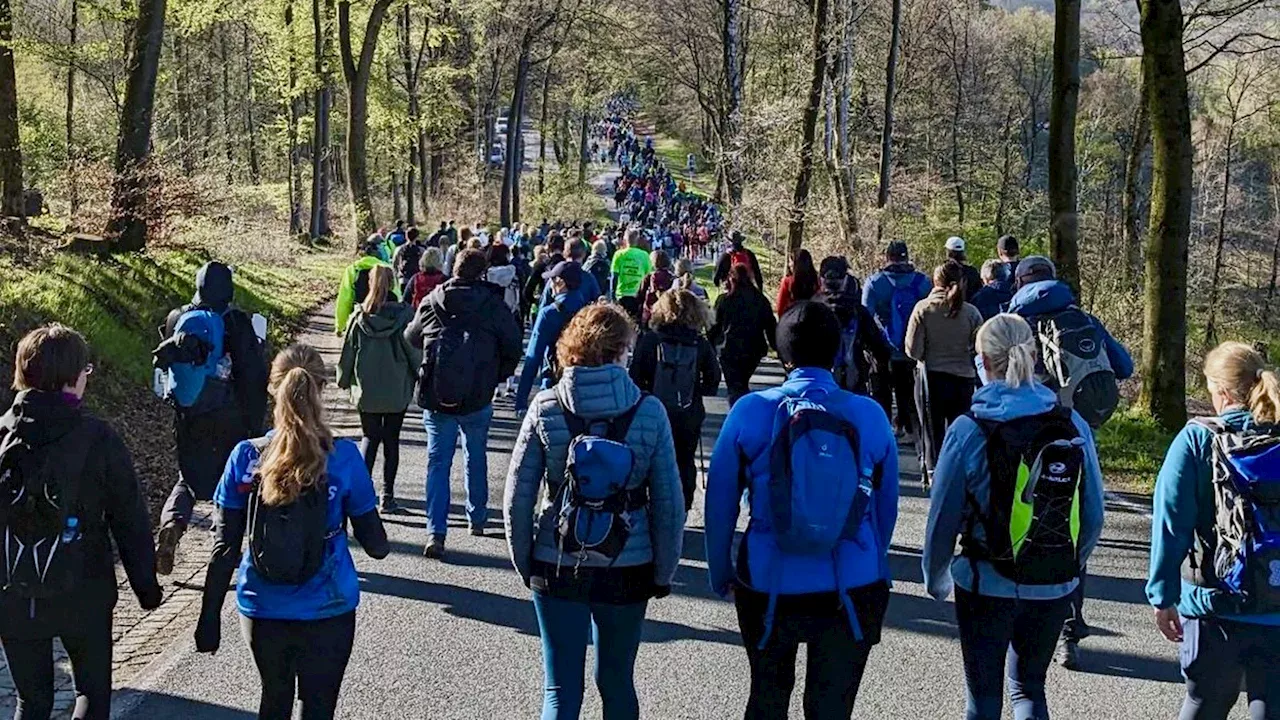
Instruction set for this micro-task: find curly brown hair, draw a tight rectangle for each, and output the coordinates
[649,290,709,332]
[556,304,637,369]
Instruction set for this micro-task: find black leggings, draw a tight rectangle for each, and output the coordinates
[914,369,975,476]
[2,615,113,720]
[669,409,705,511]
[723,355,763,408]
[359,411,406,497]
[240,610,357,720]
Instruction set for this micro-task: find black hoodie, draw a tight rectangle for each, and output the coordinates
[819,278,892,394]
[0,392,160,637]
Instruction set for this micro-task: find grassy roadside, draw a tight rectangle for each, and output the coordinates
[0,241,349,519]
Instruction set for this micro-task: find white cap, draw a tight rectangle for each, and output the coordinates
[945,236,966,252]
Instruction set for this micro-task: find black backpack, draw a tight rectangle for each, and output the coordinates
[245,439,333,585]
[651,339,699,413]
[420,305,480,414]
[962,407,1087,589]
[0,420,94,599]
[398,243,424,283]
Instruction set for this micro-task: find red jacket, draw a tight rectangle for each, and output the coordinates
[410,269,446,309]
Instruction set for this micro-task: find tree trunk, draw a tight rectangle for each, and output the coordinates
[1204,122,1235,349]
[1270,187,1279,302]
[309,0,332,241]
[105,0,166,250]
[786,0,830,253]
[876,0,902,212]
[538,65,550,195]
[501,47,531,227]
[1122,94,1150,286]
[391,170,402,220]
[0,0,22,218]
[577,110,588,186]
[722,0,745,206]
[286,0,303,235]
[243,23,260,184]
[220,28,234,183]
[339,0,394,243]
[1138,0,1193,431]
[66,0,79,216]
[1048,0,1082,294]
[995,107,1015,237]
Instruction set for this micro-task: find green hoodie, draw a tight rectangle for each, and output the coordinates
[335,256,400,333]
[337,302,419,413]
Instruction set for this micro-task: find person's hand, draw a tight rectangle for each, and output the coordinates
[194,613,221,654]
[1155,607,1183,642]
[137,584,163,611]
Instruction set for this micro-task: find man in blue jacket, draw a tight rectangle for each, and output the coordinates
[514,261,587,417]
[706,301,899,718]
[1008,254,1133,669]
[863,241,931,442]
[971,259,1014,321]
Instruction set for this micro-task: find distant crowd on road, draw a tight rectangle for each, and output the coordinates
[0,111,1278,720]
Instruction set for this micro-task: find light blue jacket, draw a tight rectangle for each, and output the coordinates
[1146,408,1280,625]
[705,368,900,597]
[922,380,1105,601]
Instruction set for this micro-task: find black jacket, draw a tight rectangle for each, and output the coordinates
[712,246,765,290]
[971,279,1014,321]
[524,252,565,310]
[0,391,160,637]
[819,285,892,395]
[405,278,523,416]
[959,263,983,303]
[629,325,722,417]
[709,288,777,363]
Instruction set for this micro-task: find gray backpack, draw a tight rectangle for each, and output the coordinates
[652,340,699,412]
[1034,307,1118,429]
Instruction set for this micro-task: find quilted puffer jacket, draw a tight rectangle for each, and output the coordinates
[503,364,685,586]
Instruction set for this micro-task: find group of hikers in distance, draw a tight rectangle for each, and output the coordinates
[0,111,1278,720]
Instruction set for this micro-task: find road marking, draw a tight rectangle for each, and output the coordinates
[1106,490,1153,519]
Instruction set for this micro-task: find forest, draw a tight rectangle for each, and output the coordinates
[0,0,1277,435]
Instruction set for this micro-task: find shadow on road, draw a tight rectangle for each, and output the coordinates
[112,691,257,719]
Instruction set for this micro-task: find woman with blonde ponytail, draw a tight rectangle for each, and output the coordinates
[922,314,1104,720]
[1148,341,1280,720]
[196,344,389,720]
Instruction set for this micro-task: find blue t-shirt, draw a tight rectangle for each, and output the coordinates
[214,437,378,621]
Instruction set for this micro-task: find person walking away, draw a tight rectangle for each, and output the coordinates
[515,262,589,418]
[584,240,612,298]
[904,261,983,489]
[443,227,472,278]
[971,260,1014,322]
[427,221,448,247]
[409,247,447,309]
[1008,255,1134,667]
[637,250,676,326]
[1146,342,1280,719]
[674,258,708,301]
[0,325,161,720]
[818,256,891,397]
[393,227,425,298]
[944,236,984,303]
[706,300,898,719]
[712,231,764,290]
[406,249,522,559]
[486,244,524,397]
[611,228,652,321]
[338,266,418,513]
[775,248,820,317]
[863,241,931,441]
[539,238,603,308]
[336,237,399,333]
[512,245,534,323]
[154,261,269,575]
[526,234,566,312]
[922,313,1104,720]
[504,303,685,720]
[630,291,721,511]
[196,344,390,720]
[997,234,1021,280]
[709,264,777,407]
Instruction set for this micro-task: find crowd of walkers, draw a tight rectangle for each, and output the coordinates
[0,126,1278,720]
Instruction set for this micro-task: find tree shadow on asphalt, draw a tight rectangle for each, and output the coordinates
[112,691,256,719]
[358,571,742,646]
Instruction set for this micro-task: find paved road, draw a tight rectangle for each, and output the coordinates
[110,119,1230,719]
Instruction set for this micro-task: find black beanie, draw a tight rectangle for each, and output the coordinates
[776,300,840,370]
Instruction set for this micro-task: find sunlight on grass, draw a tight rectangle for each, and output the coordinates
[1095,407,1177,493]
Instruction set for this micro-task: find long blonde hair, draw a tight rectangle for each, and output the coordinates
[976,314,1038,389]
[1204,341,1280,425]
[362,265,393,316]
[258,344,333,506]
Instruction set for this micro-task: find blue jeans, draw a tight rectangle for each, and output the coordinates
[531,592,648,720]
[954,587,1070,720]
[423,405,492,537]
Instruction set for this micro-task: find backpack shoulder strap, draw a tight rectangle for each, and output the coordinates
[607,395,648,443]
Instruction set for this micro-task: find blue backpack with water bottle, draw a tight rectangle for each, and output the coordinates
[153,308,234,415]
[1186,418,1280,614]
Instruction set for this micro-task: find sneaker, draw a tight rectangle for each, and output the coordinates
[379,495,401,514]
[469,524,485,538]
[1057,640,1081,670]
[423,535,446,560]
[155,524,184,576]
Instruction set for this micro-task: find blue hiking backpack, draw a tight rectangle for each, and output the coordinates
[886,276,925,351]
[1185,419,1280,614]
[832,312,861,392]
[154,308,233,413]
[553,399,648,564]
[758,388,879,647]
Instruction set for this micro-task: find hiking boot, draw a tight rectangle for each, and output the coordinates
[423,535,446,560]
[469,523,485,538]
[379,495,401,514]
[1057,640,1081,671]
[155,524,184,576]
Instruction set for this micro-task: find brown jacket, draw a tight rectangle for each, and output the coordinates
[904,288,982,378]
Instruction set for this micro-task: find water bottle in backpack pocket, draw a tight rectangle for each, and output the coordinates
[652,340,699,412]
[0,422,93,600]
[1184,419,1280,614]
[964,407,1086,587]
[244,439,336,585]
[553,400,648,565]
[1034,307,1119,429]
[153,308,234,414]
